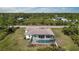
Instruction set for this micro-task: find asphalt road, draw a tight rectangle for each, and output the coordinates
[13,25,68,28]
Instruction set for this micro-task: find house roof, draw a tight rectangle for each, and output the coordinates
[25,28,54,35]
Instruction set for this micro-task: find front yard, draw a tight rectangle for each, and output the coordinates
[0,28,79,51]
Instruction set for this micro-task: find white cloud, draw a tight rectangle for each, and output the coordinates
[0,7,78,13]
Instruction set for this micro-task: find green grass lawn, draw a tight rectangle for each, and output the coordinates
[0,28,47,51]
[52,28,79,51]
[0,28,79,51]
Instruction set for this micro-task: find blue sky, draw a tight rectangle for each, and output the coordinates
[0,7,79,13]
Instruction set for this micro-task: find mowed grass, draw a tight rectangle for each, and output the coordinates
[0,28,79,51]
[0,28,26,51]
[0,28,46,51]
[52,28,79,51]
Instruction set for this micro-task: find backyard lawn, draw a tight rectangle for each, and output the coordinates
[52,28,79,51]
[0,28,79,51]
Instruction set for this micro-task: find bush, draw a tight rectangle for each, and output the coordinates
[63,27,75,35]
[71,35,79,46]
[7,26,17,34]
[0,31,8,40]
[63,24,79,35]
[0,26,17,41]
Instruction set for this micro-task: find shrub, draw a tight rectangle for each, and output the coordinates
[71,35,79,46]
[63,24,79,35]
[0,32,7,40]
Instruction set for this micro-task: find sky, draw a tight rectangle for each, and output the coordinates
[0,7,79,13]
[0,0,79,13]
[0,0,79,7]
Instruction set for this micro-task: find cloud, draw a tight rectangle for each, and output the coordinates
[0,7,79,13]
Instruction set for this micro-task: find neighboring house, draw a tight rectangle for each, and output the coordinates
[25,28,55,45]
[17,17,24,20]
[17,17,29,21]
[67,19,78,23]
[71,19,78,22]
[52,17,68,22]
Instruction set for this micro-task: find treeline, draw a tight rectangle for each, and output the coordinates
[0,26,18,41]
[0,13,79,26]
[24,19,70,25]
[0,13,79,19]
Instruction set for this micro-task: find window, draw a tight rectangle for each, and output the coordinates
[39,35,44,38]
[46,35,53,38]
[37,40,54,43]
[33,35,37,37]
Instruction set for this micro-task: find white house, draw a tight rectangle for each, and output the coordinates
[25,28,55,45]
[52,17,68,22]
[17,17,24,20]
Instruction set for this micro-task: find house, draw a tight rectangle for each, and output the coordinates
[17,17,24,20]
[25,28,55,45]
[52,17,68,22]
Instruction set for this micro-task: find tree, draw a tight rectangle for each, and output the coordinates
[71,34,79,46]
[0,16,8,28]
[63,22,79,35]
[7,17,15,26]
